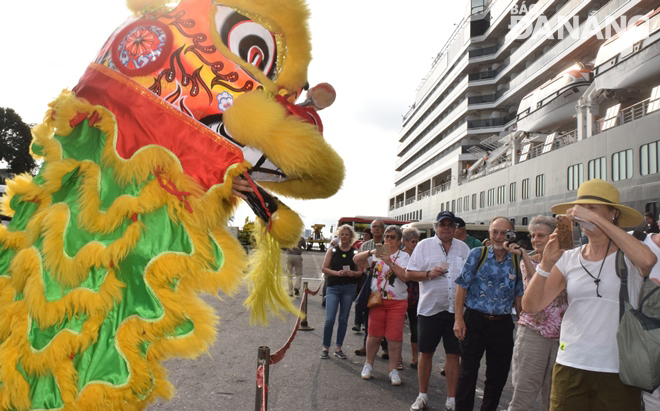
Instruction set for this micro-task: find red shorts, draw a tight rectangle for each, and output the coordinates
[368,299,408,341]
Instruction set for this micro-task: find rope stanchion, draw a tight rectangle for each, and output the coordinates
[255,346,270,411]
[298,281,315,331]
[253,278,325,409]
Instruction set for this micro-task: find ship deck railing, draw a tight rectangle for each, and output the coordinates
[595,97,656,134]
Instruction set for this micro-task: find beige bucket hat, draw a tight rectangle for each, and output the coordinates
[551,179,643,227]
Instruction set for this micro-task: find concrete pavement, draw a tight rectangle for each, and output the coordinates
[147,250,515,411]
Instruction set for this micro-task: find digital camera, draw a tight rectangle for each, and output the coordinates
[505,230,517,242]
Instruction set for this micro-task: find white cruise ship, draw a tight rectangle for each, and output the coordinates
[388,0,660,227]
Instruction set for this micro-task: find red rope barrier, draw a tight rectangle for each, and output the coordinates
[305,280,324,296]
[268,282,323,364]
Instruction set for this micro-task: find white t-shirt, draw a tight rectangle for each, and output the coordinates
[369,251,410,300]
[406,237,469,316]
[555,245,643,373]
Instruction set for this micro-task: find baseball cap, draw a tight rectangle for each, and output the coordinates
[454,217,466,228]
[436,211,456,223]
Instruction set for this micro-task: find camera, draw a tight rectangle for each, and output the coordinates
[505,230,517,242]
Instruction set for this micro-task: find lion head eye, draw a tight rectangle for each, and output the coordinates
[215,5,277,80]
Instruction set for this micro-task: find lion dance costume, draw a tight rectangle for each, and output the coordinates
[0,0,344,409]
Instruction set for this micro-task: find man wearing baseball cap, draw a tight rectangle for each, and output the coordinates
[453,217,481,249]
[407,211,470,411]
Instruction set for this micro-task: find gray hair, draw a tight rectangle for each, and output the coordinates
[528,215,556,233]
[334,224,358,244]
[384,225,403,241]
[402,227,420,242]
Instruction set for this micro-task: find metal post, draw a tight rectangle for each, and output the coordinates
[255,346,270,411]
[298,282,314,331]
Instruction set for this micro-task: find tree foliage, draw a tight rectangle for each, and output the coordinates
[0,107,37,176]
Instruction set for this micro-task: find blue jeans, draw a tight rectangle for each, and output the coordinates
[322,283,356,348]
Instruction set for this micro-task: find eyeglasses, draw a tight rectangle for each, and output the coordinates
[372,226,384,230]
[384,235,398,240]
[490,230,508,237]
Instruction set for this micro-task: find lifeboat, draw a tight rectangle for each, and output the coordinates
[594,8,660,91]
[516,63,592,133]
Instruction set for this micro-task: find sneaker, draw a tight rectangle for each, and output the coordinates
[445,397,455,411]
[389,369,401,386]
[320,350,329,359]
[352,325,361,332]
[397,359,404,370]
[361,364,373,380]
[410,362,418,369]
[354,347,366,356]
[334,350,347,359]
[410,395,428,411]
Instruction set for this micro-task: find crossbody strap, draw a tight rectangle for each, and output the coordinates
[616,249,629,321]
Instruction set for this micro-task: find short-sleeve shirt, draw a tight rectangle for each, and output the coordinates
[369,250,410,300]
[455,247,524,315]
[518,258,568,339]
[407,237,469,316]
[555,245,643,373]
[464,235,482,249]
[327,246,358,287]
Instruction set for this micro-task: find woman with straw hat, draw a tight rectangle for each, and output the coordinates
[522,179,657,411]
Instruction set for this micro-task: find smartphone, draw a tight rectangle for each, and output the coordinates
[556,214,574,250]
[375,244,384,257]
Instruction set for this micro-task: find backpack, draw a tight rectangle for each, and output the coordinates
[475,245,522,277]
[475,245,522,290]
[615,230,660,391]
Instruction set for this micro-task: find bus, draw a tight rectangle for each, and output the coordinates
[403,221,531,249]
[337,216,414,236]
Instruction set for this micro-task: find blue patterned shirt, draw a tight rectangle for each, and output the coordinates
[454,247,524,315]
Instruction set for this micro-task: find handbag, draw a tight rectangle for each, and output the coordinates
[615,239,660,391]
[367,290,382,308]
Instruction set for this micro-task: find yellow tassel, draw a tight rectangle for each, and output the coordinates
[243,221,298,324]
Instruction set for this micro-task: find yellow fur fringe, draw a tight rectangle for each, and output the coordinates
[0,91,253,410]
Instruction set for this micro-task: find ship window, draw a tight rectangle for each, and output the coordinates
[497,185,506,205]
[480,191,485,208]
[612,149,633,181]
[567,164,584,191]
[446,202,450,212]
[588,157,607,180]
[510,182,517,202]
[441,203,445,212]
[640,141,659,176]
[452,200,456,212]
[522,217,528,226]
[522,178,530,200]
[464,196,469,211]
[472,194,477,210]
[535,174,545,197]
[457,198,462,213]
[487,189,495,207]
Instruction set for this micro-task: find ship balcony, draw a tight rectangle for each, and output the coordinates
[431,181,452,195]
[417,189,431,201]
[405,197,416,205]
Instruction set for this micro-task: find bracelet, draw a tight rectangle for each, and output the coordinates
[426,270,431,279]
[536,268,550,278]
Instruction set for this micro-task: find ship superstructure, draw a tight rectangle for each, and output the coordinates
[389,0,660,226]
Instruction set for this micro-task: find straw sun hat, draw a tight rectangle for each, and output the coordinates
[551,179,643,227]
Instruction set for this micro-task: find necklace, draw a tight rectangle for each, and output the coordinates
[579,240,612,298]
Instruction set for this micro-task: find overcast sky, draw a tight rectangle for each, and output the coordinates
[0,0,465,236]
